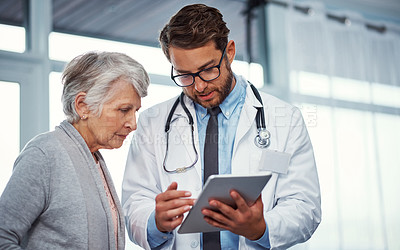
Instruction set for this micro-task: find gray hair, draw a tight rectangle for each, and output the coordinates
[61,51,150,123]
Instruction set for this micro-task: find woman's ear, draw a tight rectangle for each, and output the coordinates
[226,40,236,64]
[74,92,89,120]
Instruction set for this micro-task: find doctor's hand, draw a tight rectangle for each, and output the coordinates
[201,191,266,241]
[155,182,195,233]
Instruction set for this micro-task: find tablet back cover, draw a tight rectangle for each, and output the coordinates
[178,174,271,234]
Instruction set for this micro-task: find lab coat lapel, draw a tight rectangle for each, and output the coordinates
[233,83,262,153]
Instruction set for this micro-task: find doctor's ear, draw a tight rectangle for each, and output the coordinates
[226,40,236,64]
[74,92,89,119]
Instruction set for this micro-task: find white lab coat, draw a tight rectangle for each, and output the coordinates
[122,80,321,250]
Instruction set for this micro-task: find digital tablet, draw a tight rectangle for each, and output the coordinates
[178,173,272,234]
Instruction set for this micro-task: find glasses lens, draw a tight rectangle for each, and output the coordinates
[199,66,220,81]
[174,75,194,86]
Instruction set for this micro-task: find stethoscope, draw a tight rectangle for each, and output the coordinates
[163,83,271,174]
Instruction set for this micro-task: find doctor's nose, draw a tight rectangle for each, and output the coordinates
[194,77,208,92]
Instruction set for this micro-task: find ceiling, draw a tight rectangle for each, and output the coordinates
[1,0,399,63]
[0,0,255,61]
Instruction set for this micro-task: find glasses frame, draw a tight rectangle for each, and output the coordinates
[171,46,227,87]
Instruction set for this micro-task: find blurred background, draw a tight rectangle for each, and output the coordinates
[0,0,399,249]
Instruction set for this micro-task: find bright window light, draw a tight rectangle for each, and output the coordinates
[232,60,264,88]
[49,72,64,130]
[0,24,25,53]
[0,81,20,196]
[290,71,330,97]
[298,103,399,248]
[331,76,371,103]
[49,32,170,76]
[141,84,182,109]
[371,82,400,108]
[297,103,340,247]
[49,32,264,88]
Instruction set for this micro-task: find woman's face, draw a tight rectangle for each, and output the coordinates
[84,79,141,152]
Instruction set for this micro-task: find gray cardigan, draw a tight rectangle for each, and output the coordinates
[0,121,125,249]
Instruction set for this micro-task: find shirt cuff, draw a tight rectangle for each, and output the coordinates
[251,220,271,248]
[147,210,173,248]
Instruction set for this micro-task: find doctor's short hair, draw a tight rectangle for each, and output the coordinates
[159,3,230,61]
[61,51,150,123]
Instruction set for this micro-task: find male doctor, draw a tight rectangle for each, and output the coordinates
[122,4,321,250]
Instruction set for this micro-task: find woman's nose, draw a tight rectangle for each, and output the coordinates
[126,113,137,131]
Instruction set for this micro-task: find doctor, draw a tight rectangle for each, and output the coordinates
[122,3,321,250]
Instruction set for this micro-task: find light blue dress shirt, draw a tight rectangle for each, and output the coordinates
[194,75,246,249]
[147,75,270,249]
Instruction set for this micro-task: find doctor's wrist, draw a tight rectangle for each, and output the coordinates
[247,220,266,241]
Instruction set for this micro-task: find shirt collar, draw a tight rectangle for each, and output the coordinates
[195,74,246,120]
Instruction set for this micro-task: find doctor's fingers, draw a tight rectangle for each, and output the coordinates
[165,182,178,191]
[156,213,185,232]
[155,197,195,214]
[202,200,266,240]
[156,189,192,203]
[157,203,191,219]
[202,201,236,226]
[231,191,263,213]
[202,209,231,231]
[204,194,263,225]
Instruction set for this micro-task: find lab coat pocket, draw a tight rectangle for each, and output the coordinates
[258,149,291,174]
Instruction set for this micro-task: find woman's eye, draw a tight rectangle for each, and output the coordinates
[120,108,130,113]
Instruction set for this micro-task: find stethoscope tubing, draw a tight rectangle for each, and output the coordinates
[162,82,271,173]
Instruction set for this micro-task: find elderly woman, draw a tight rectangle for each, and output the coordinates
[0,51,149,249]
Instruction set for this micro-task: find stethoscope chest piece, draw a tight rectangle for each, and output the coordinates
[255,128,271,148]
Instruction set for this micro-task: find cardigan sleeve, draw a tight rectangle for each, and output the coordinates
[0,146,50,249]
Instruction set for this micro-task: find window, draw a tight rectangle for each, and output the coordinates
[292,71,400,249]
[0,81,20,195]
[0,24,25,53]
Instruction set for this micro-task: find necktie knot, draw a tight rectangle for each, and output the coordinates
[207,106,221,117]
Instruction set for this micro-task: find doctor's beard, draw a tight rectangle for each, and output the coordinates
[184,62,235,109]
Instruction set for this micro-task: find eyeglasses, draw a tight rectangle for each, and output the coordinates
[171,46,227,87]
